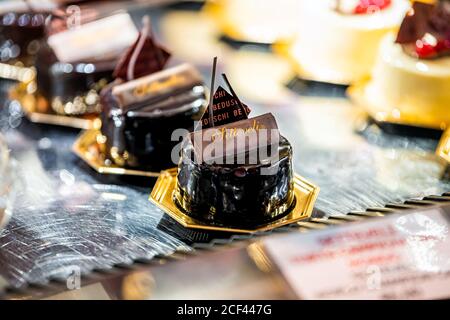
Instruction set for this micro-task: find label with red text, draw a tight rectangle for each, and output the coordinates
[265,209,450,299]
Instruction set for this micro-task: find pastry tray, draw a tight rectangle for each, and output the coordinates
[73,129,161,178]
[10,83,97,130]
[150,168,320,233]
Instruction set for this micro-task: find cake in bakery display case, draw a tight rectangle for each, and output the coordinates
[0,1,52,83]
[0,0,449,301]
[73,16,208,176]
[277,0,411,84]
[12,9,140,129]
[151,59,319,233]
[350,0,450,133]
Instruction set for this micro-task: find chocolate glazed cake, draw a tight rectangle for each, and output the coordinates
[0,7,48,66]
[174,62,295,228]
[175,132,295,227]
[35,11,139,116]
[100,17,207,171]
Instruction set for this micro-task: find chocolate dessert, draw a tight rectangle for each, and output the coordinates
[0,2,50,66]
[35,11,139,116]
[100,17,207,171]
[174,59,295,228]
[356,0,450,132]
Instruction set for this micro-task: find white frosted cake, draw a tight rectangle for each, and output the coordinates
[362,1,450,129]
[289,0,410,84]
[206,0,301,44]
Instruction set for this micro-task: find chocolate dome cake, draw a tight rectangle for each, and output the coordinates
[174,62,295,227]
[100,17,207,171]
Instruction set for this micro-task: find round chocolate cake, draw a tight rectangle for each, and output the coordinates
[35,44,114,115]
[100,68,207,171]
[174,135,295,228]
[35,12,139,116]
[0,11,47,65]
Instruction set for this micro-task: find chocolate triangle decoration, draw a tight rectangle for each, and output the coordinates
[199,86,251,129]
[113,16,171,81]
[429,1,450,39]
[396,1,450,44]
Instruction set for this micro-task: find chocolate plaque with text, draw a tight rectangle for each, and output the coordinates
[199,86,251,129]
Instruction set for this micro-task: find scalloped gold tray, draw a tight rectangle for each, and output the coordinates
[72,129,160,178]
[438,129,450,162]
[348,78,449,131]
[437,129,450,179]
[10,83,97,130]
[149,168,320,233]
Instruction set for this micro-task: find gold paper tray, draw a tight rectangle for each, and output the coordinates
[10,84,96,130]
[437,129,450,179]
[72,129,160,178]
[149,168,320,234]
[348,78,448,131]
[0,62,35,83]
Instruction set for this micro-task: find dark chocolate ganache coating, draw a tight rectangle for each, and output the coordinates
[0,12,47,65]
[35,11,126,116]
[175,136,295,227]
[35,42,116,115]
[100,84,207,171]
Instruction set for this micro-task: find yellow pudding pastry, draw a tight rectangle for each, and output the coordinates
[361,34,450,129]
[284,0,410,84]
[204,0,301,44]
[350,1,450,130]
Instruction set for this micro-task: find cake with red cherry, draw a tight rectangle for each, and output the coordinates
[361,0,450,130]
[288,0,410,84]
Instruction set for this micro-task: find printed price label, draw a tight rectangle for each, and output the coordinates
[265,209,450,299]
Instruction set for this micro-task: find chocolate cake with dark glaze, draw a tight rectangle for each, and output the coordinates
[173,65,295,228]
[35,43,114,115]
[0,8,48,66]
[99,17,207,170]
[175,133,295,227]
[35,11,139,115]
[100,64,207,171]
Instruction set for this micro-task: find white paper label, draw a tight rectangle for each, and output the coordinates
[265,209,450,300]
[48,12,138,63]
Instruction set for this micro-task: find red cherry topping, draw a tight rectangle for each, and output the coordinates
[415,37,450,59]
[353,0,392,14]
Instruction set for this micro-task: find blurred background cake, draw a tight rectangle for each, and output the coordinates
[284,0,410,84]
[358,0,450,130]
[204,0,301,44]
[0,0,55,82]
[100,17,207,171]
[35,10,139,116]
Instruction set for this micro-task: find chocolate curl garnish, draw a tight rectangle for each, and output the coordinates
[221,73,249,118]
[208,56,217,128]
[113,15,171,81]
[127,16,151,81]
